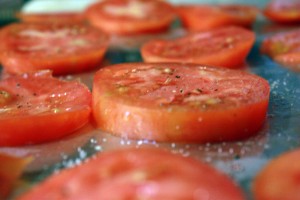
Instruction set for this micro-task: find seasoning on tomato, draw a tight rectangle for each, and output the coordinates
[0,70,92,146]
[261,29,300,72]
[92,63,270,143]
[0,23,108,75]
[141,26,255,68]
[253,149,300,200]
[85,0,176,35]
[0,153,31,199]
[263,0,300,23]
[176,4,258,32]
[17,148,245,200]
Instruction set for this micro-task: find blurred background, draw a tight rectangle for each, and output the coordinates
[0,0,272,26]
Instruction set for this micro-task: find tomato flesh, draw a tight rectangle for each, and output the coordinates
[85,0,176,35]
[177,4,258,32]
[92,63,270,143]
[263,0,300,23]
[0,23,108,75]
[0,153,30,199]
[17,13,85,24]
[261,29,300,72]
[0,71,92,146]
[17,148,245,200]
[254,149,300,200]
[141,26,255,68]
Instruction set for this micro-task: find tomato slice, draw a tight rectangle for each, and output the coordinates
[0,153,30,199]
[92,63,270,143]
[253,149,300,200]
[17,13,85,24]
[85,0,176,35]
[177,4,258,32]
[263,0,300,23]
[0,70,92,146]
[141,26,255,68]
[0,23,108,75]
[261,29,300,72]
[17,148,245,200]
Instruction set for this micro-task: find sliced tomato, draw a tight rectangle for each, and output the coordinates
[263,0,300,23]
[176,4,258,32]
[0,153,31,199]
[17,148,245,200]
[253,149,300,200]
[0,70,91,146]
[92,63,270,143]
[85,0,176,35]
[0,23,108,75]
[16,13,85,24]
[261,29,300,72]
[0,123,98,172]
[141,26,255,68]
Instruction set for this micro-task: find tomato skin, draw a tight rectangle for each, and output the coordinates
[261,29,300,72]
[17,148,245,200]
[0,23,108,75]
[85,0,176,35]
[253,149,300,200]
[0,71,92,146]
[177,5,258,32]
[92,63,270,143]
[263,0,300,23]
[17,13,85,24]
[141,26,255,68]
[0,153,30,199]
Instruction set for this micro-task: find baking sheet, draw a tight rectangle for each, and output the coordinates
[1,1,300,200]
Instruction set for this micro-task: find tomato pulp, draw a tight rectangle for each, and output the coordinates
[253,149,300,200]
[18,148,245,200]
[0,71,92,146]
[92,63,270,143]
[0,153,30,199]
[263,0,300,23]
[141,26,255,68]
[177,4,258,32]
[85,0,176,35]
[0,23,108,75]
[261,29,300,72]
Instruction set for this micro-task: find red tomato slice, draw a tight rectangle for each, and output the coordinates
[141,26,255,68]
[253,149,300,200]
[17,148,245,200]
[177,4,258,32]
[92,63,270,143]
[263,0,300,23]
[16,13,85,24]
[0,153,31,199]
[0,123,98,172]
[261,29,300,72]
[85,0,176,35]
[0,23,108,75]
[0,70,92,146]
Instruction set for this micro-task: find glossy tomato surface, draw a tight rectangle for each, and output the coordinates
[0,23,108,75]
[18,148,245,200]
[0,71,91,146]
[253,149,300,200]
[85,0,176,35]
[0,153,30,199]
[141,26,255,68]
[263,0,300,23]
[92,63,270,143]
[261,29,300,72]
[177,4,258,32]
